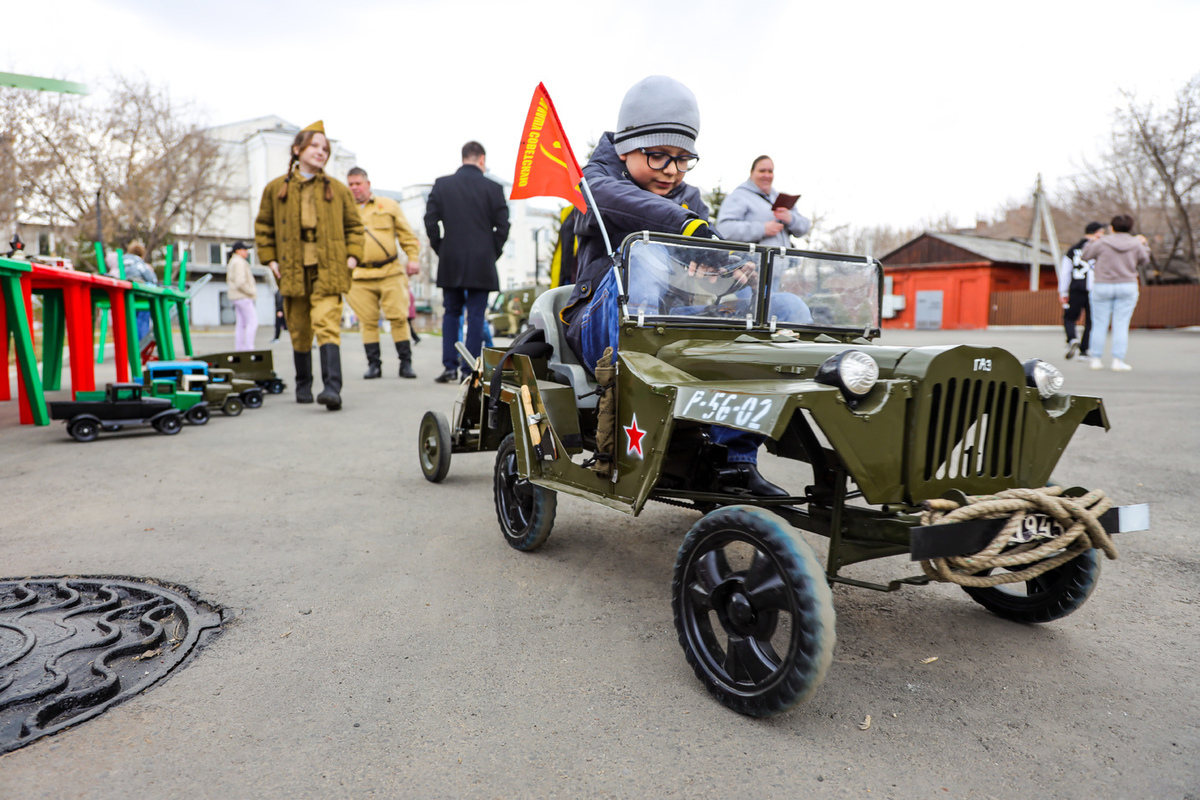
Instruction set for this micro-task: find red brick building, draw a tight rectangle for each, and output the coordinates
[880,232,1058,330]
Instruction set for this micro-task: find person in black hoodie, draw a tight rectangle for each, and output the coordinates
[561,75,786,497]
[1058,221,1105,359]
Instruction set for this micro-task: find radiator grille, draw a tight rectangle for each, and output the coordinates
[922,378,1021,481]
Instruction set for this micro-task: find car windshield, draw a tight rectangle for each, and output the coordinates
[621,235,880,332]
[623,237,763,326]
[767,252,880,331]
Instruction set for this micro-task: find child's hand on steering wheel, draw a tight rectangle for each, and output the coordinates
[688,259,757,287]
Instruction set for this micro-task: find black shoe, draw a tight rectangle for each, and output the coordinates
[717,463,789,497]
[363,342,382,379]
[395,340,416,379]
[316,343,343,410]
[434,368,459,383]
[294,350,314,404]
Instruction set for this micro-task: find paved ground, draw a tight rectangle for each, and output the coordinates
[1,326,1198,799]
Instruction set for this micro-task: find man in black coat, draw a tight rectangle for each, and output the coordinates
[424,141,511,382]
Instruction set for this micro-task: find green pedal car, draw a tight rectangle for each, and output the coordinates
[418,233,1150,717]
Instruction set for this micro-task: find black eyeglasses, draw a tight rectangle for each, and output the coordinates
[638,148,699,173]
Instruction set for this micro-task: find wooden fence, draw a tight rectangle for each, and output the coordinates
[989,284,1200,328]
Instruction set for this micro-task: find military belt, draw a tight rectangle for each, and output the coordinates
[301,229,317,243]
[361,252,398,270]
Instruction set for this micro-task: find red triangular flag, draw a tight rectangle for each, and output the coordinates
[510,83,587,213]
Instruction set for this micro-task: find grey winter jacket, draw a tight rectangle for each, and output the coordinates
[1080,233,1150,284]
[561,132,708,354]
[716,180,811,247]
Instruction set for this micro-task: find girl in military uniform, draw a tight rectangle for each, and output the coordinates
[254,121,364,410]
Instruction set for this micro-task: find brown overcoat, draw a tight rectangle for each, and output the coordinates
[254,171,365,297]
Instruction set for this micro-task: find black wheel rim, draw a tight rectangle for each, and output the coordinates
[74,422,97,441]
[497,448,535,536]
[680,531,798,695]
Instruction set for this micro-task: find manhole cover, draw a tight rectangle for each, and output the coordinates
[0,577,222,754]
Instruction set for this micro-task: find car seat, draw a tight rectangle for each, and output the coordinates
[527,286,599,409]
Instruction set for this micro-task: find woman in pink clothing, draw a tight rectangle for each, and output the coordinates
[227,241,259,351]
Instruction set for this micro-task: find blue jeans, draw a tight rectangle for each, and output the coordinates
[442,288,490,372]
[576,269,763,463]
[1087,282,1138,361]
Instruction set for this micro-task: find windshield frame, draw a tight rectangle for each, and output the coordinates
[617,231,883,336]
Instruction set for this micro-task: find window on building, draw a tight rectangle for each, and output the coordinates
[38,233,51,255]
[209,243,223,265]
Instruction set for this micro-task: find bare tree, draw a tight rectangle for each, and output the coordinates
[1051,76,1200,283]
[0,75,234,269]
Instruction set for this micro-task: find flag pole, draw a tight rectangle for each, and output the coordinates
[579,176,613,256]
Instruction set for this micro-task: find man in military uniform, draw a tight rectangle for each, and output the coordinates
[346,167,422,378]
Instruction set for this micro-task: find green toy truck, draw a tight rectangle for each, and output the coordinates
[196,350,286,395]
[417,233,1150,717]
[146,379,210,424]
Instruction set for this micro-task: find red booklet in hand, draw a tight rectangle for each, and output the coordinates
[772,192,800,210]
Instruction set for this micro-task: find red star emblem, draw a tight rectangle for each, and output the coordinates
[624,414,646,458]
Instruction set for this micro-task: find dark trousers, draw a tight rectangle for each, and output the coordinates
[1063,288,1091,350]
[274,291,287,340]
[442,288,490,372]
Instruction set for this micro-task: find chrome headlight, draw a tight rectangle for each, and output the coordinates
[1024,358,1064,398]
[815,350,880,398]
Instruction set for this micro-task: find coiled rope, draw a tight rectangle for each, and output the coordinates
[919,486,1119,587]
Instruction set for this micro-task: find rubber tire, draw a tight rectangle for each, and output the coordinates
[673,505,836,717]
[418,410,452,483]
[493,433,557,551]
[154,415,183,435]
[186,406,210,425]
[268,380,285,395]
[962,548,1100,624]
[69,419,99,443]
[222,397,244,417]
[242,390,264,409]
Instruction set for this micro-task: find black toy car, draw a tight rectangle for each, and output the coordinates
[49,382,184,442]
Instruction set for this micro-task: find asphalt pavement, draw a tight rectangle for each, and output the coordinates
[1,326,1197,799]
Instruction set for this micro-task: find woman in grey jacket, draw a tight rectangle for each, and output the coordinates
[716,155,811,247]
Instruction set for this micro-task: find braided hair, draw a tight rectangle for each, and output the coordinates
[278,130,334,202]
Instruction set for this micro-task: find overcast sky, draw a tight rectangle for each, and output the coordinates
[9,0,1200,233]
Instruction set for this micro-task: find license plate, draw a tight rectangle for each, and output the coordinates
[1010,513,1065,544]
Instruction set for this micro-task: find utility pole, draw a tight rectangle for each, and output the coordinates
[1028,174,1062,291]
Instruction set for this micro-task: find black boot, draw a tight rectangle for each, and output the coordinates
[395,340,416,379]
[363,342,382,379]
[717,463,788,497]
[316,343,343,410]
[294,350,314,404]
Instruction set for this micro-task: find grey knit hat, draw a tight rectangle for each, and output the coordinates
[613,76,699,156]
